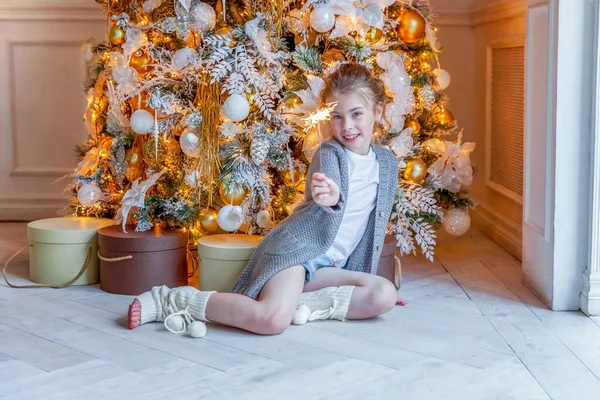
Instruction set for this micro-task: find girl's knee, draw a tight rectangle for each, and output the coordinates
[253,306,293,335]
[366,278,397,315]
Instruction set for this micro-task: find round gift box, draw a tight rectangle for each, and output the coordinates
[27,216,114,286]
[98,225,189,295]
[197,234,262,293]
[377,234,401,289]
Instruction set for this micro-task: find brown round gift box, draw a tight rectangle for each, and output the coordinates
[376,234,401,289]
[97,225,189,295]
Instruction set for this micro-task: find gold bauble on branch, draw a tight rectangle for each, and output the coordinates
[397,10,427,44]
[365,27,383,43]
[219,182,249,206]
[403,158,428,184]
[435,108,456,127]
[109,25,126,45]
[142,137,168,163]
[130,49,154,74]
[322,48,345,64]
[199,208,220,233]
[283,168,305,187]
[404,119,421,135]
[124,146,143,181]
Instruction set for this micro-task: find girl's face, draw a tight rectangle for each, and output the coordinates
[326,92,380,155]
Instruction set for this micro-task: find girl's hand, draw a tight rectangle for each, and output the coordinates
[311,172,340,207]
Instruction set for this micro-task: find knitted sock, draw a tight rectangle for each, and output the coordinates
[136,285,215,325]
[292,285,355,325]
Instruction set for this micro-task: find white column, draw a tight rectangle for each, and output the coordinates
[581,1,600,316]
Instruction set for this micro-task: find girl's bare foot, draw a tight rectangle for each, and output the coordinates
[128,299,142,329]
[396,296,407,306]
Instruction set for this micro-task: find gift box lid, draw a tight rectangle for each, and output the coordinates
[98,224,188,253]
[28,217,115,245]
[198,234,263,261]
[381,234,398,256]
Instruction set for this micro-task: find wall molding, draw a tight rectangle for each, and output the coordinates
[471,201,523,260]
[0,197,69,221]
[433,7,473,27]
[0,0,103,21]
[472,0,527,25]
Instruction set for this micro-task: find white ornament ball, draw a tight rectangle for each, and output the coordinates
[310,6,336,33]
[190,1,216,33]
[292,304,311,325]
[130,110,154,134]
[173,47,196,69]
[433,68,451,91]
[442,208,471,236]
[165,314,186,333]
[184,170,201,187]
[256,209,271,229]
[180,131,202,158]
[217,205,244,232]
[222,94,250,122]
[77,183,102,206]
[187,321,207,338]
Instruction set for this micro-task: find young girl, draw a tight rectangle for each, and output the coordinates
[128,63,401,335]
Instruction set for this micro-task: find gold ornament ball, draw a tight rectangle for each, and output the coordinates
[199,208,220,233]
[442,208,471,236]
[397,11,427,44]
[404,119,421,135]
[403,158,428,184]
[109,25,126,45]
[283,168,305,187]
[365,27,383,43]
[142,138,168,163]
[219,182,248,206]
[322,48,345,64]
[130,50,154,74]
[435,108,455,126]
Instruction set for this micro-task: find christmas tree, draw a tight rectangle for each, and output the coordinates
[70,0,475,261]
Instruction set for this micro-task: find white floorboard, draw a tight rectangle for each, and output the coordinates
[1,223,599,399]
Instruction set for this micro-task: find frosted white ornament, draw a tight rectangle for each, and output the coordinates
[292,304,311,325]
[187,321,207,338]
[442,208,471,236]
[164,314,186,333]
[112,65,136,85]
[184,170,201,187]
[180,131,202,157]
[77,183,102,206]
[217,205,244,231]
[310,6,336,33]
[173,47,196,69]
[433,68,451,90]
[130,110,154,134]
[221,94,250,122]
[189,1,216,34]
[256,209,271,229]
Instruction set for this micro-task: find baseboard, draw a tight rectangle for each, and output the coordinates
[581,271,600,316]
[471,201,522,260]
[0,198,69,221]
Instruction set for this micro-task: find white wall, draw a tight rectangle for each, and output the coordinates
[0,0,105,220]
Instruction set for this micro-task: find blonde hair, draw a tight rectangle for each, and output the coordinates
[320,63,387,115]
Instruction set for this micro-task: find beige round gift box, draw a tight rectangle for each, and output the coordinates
[27,216,114,286]
[197,234,262,292]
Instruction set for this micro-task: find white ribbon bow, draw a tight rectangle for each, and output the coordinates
[115,169,167,232]
[422,133,476,193]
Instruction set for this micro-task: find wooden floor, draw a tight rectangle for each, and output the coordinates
[1,222,600,400]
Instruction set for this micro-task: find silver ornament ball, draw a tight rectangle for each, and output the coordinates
[130,110,154,134]
[180,131,202,157]
[310,6,336,33]
[77,183,102,206]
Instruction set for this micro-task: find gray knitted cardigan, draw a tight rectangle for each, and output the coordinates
[232,139,398,299]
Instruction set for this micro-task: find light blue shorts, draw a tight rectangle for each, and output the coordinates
[301,254,342,283]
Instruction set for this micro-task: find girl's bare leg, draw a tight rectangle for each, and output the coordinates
[302,267,397,319]
[128,265,306,335]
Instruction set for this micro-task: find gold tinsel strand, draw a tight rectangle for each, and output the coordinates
[194,75,222,206]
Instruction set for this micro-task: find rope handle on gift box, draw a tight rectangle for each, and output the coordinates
[97,252,132,262]
[3,245,93,289]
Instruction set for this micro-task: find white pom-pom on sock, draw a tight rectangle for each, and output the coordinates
[188,321,207,338]
[164,314,186,334]
[292,304,311,325]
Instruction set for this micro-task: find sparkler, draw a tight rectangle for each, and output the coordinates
[301,101,337,172]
